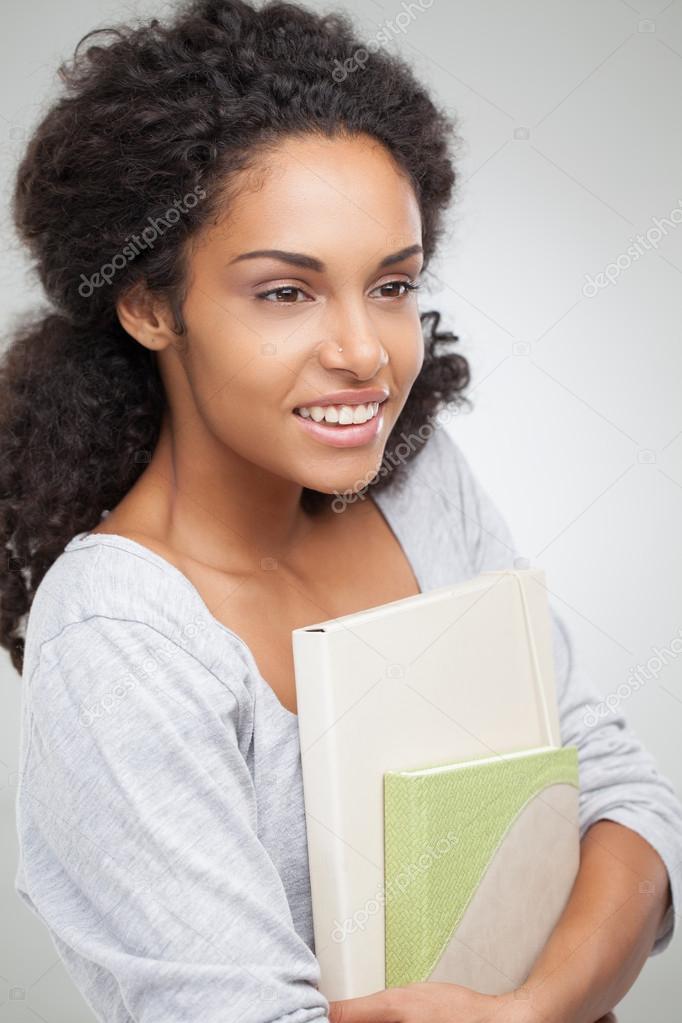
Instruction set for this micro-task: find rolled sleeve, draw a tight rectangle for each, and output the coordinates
[549,606,682,955]
[447,431,682,957]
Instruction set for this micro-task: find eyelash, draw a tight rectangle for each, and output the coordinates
[255,279,422,304]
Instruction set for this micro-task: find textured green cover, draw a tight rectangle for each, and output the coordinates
[383,745,579,987]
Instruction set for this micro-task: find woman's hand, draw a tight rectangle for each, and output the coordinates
[327,982,618,1023]
[328,981,534,1023]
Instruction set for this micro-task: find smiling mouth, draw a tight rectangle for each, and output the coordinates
[291,400,386,448]
[292,401,381,426]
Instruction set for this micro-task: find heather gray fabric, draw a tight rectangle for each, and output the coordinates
[14,426,682,1023]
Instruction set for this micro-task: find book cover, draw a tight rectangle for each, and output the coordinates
[383,745,580,993]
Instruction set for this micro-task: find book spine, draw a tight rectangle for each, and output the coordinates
[292,631,352,997]
[384,773,430,985]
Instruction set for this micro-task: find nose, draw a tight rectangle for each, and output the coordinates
[316,316,389,380]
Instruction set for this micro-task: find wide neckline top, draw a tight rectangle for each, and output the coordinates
[62,488,429,722]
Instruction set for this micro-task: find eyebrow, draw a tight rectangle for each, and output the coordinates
[228,243,423,273]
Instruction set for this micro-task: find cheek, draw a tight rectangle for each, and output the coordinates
[392,327,425,385]
[413,334,426,376]
[182,321,263,409]
[196,352,293,445]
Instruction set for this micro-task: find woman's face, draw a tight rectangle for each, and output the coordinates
[158,132,424,499]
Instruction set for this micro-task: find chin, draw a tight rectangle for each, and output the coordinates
[299,456,384,501]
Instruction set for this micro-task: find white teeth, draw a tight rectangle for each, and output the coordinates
[296,401,380,425]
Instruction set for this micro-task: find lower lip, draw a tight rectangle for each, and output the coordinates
[292,405,385,448]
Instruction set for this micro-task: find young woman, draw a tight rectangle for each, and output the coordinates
[2,1,680,1021]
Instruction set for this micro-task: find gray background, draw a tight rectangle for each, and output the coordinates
[1,0,681,1020]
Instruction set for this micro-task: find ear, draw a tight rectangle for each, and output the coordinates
[116,281,177,351]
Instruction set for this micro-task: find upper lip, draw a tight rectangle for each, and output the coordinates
[294,387,389,409]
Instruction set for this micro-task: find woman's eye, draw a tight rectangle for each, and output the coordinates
[372,279,421,299]
[256,285,311,303]
[255,279,421,304]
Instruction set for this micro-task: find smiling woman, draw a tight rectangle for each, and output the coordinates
[2,1,681,1022]
[106,130,438,503]
[0,0,471,675]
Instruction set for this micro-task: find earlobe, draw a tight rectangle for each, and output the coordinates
[115,285,174,351]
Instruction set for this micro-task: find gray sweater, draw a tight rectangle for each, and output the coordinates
[14,426,682,1023]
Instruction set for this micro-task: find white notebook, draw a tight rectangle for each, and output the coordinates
[291,568,580,1000]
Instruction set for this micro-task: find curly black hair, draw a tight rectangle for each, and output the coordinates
[1,0,471,676]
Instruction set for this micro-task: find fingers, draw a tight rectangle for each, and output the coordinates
[328,988,400,1023]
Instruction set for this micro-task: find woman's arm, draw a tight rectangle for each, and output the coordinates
[447,431,682,965]
[16,614,329,1023]
[328,820,671,1023]
[504,818,673,1023]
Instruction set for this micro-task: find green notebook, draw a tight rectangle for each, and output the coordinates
[384,745,579,991]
